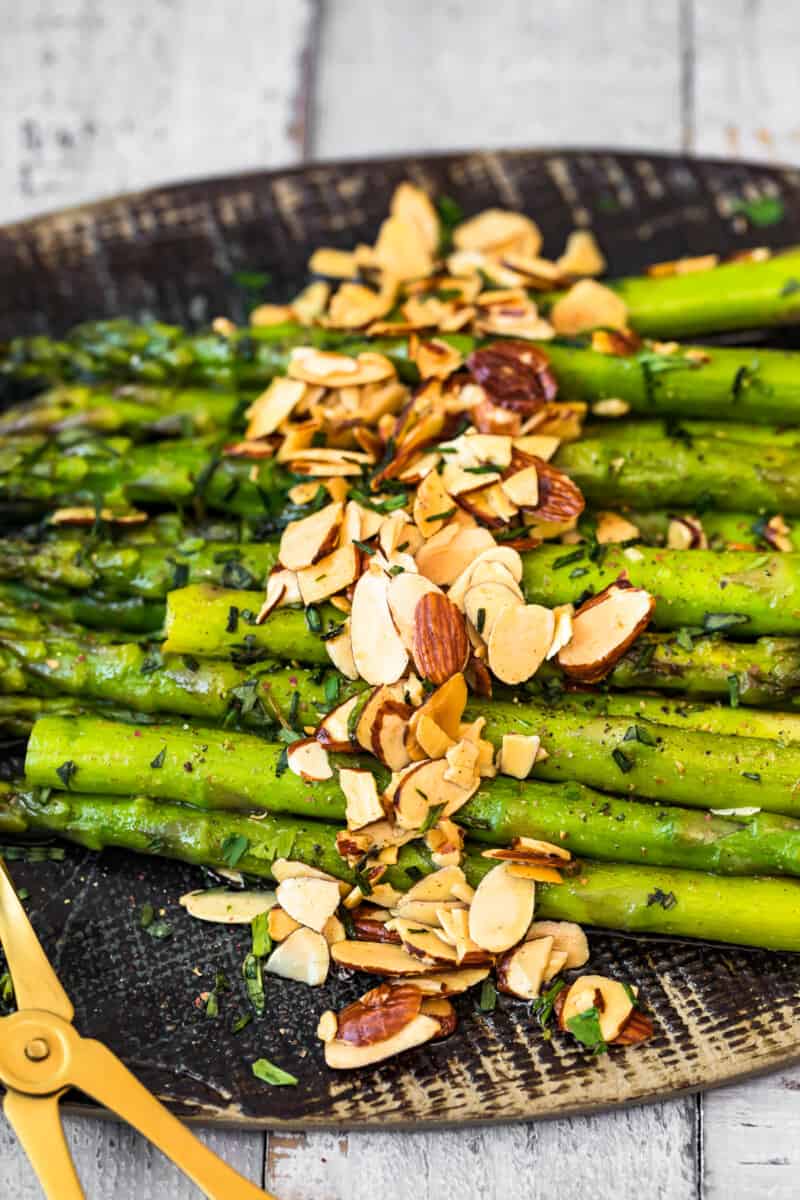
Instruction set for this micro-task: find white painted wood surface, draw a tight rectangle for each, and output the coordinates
[1,1,799,1196]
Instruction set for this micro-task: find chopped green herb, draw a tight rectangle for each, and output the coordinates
[531,978,566,1037]
[139,903,155,929]
[646,887,677,910]
[145,918,173,940]
[251,911,272,960]
[612,747,633,773]
[476,607,486,635]
[140,650,163,675]
[230,1012,252,1035]
[324,674,340,705]
[478,978,497,1012]
[780,277,800,297]
[171,561,190,589]
[569,566,589,579]
[222,834,249,868]
[251,1057,298,1087]
[242,953,265,1015]
[150,747,166,769]
[352,539,376,556]
[742,771,761,782]
[419,802,445,835]
[552,548,585,570]
[566,1005,607,1054]
[727,674,740,708]
[623,724,657,747]
[55,760,77,789]
[182,654,200,673]
[703,612,749,633]
[675,627,696,652]
[226,606,240,634]
[205,991,219,1018]
[305,606,322,634]
[425,507,457,523]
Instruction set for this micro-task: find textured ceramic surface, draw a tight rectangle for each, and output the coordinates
[3,149,800,1128]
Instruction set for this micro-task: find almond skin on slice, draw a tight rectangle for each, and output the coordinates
[278,500,343,571]
[468,862,535,954]
[557,583,655,684]
[351,911,402,944]
[523,455,585,527]
[371,699,414,771]
[526,920,590,968]
[496,935,554,999]
[331,940,436,976]
[275,877,342,933]
[420,996,458,1039]
[336,982,424,1047]
[350,566,410,685]
[324,1013,440,1068]
[488,603,556,684]
[391,967,490,996]
[612,1008,655,1046]
[560,974,634,1042]
[286,738,333,782]
[387,571,442,651]
[411,591,469,685]
[257,568,295,623]
[265,927,330,986]
[316,693,361,751]
[297,542,359,606]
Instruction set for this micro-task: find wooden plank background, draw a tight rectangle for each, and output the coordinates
[1,2,798,1196]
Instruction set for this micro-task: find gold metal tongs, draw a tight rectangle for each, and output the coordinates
[0,859,276,1199]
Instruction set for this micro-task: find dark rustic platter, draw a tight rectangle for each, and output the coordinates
[2,148,800,1129]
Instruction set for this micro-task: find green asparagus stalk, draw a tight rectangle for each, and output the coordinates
[0,383,247,439]
[607,510,800,552]
[583,419,800,448]
[9,785,800,950]
[554,434,800,515]
[23,709,800,832]
[0,536,279,599]
[0,580,164,636]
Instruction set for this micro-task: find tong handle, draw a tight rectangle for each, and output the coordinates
[0,859,73,1022]
[3,1090,85,1199]
[68,1038,275,1199]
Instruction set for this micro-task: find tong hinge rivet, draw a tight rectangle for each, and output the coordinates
[24,1038,50,1062]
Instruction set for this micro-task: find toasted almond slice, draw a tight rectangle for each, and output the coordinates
[496,936,554,999]
[250,303,293,326]
[390,759,441,829]
[414,713,455,759]
[289,348,396,388]
[391,182,439,252]
[324,620,359,681]
[486,836,569,865]
[402,865,468,905]
[297,542,359,606]
[368,702,410,773]
[265,927,330,986]
[179,888,277,924]
[498,733,542,780]
[374,214,435,280]
[464,580,524,643]
[468,560,524,599]
[507,863,563,883]
[339,768,385,831]
[561,974,634,1042]
[412,674,468,748]
[257,568,299,623]
[457,481,519,528]
[392,966,490,996]
[420,995,458,1039]
[322,914,347,946]
[387,571,442,651]
[501,466,540,509]
[309,247,359,278]
[443,738,479,792]
[326,282,394,329]
[557,230,606,277]
[331,940,435,976]
[350,566,410,685]
[526,919,590,968]
[454,209,542,257]
[543,948,569,982]
[415,524,496,587]
[411,591,470,685]
[325,1013,440,1068]
[355,685,398,752]
[316,693,361,751]
[448,545,524,611]
[292,280,331,323]
[551,279,629,335]
[351,911,400,944]
[275,877,341,934]
[557,583,655,683]
[442,461,501,497]
[514,434,562,461]
[547,604,574,660]
[413,468,454,539]
[335,981,423,1047]
[317,1010,339,1042]
[390,918,460,966]
[468,862,535,954]
[50,506,147,526]
[488,603,556,684]
[416,338,464,380]
[286,738,333,782]
[279,501,344,571]
[268,906,302,942]
[272,859,343,885]
[245,378,307,439]
[391,899,463,926]
[595,511,641,544]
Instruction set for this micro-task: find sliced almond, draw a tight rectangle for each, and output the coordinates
[526,920,590,968]
[488,603,556,684]
[468,862,535,954]
[420,995,458,1038]
[506,863,564,884]
[550,279,629,335]
[561,974,634,1042]
[415,523,497,586]
[411,591,470,685]
[316,692,361,751]
[331,940,435,976]
[543,948,569,982]
[485,836,570,866]
[514,434,562,461]
[390,899,463,926]
[308,247,359,278]
[276,876,341,933]
[557,583,655,683]
[500,465,540,510]
[443,738,479,791]
[496,936,554,999]
[391,182,439,253]
[464,580,523,643]
[326,282,394,329]
[387,571,442,651]
[286,738,333,782]
[390,918,460,966]
[350,566,410,685]
[374,215,434,281]
[454,209,542,258]
[245,378,307,439]
[179,888,276,924]
[410,673,468,742]
[340,768,385,830]
[272,859,343,885]
[324,1012,439,1068]
[296,542,359,605]
[279,501,343,571]
[268,906,302,942]
[289,347,396,388]
[498,733,543,780]
[324,620,359,681]
[402,865,468,905]
[391,967,490,996]
[557,230,606,277]
[448,545,524,611]
[456,481,519,528]
[413,468,455,539]
[372,700,413,771]
[595,511,641,544]
[317,1010,338,1043]
[335,981,423,1048]
[547,603,574,660]
[257,568,300,623]
[414,713,455,759]
[322,914,347,946]
[265,927,330,986]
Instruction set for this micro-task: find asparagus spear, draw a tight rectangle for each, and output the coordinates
[0,536,278,598]
[24,709,800,824]
[0,383,247,439]
[611,510,800,552]
[0,580,164,635]
[554,434,800,515]
[9,785,800,951]
[583,419,800,449]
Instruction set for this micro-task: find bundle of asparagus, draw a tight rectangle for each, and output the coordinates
[3,181,800,1068]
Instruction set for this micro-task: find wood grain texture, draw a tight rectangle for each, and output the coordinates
[311,0,684,157]
[702,1064,800,1199]
[0,0,316,224]
[693,1,800,163]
